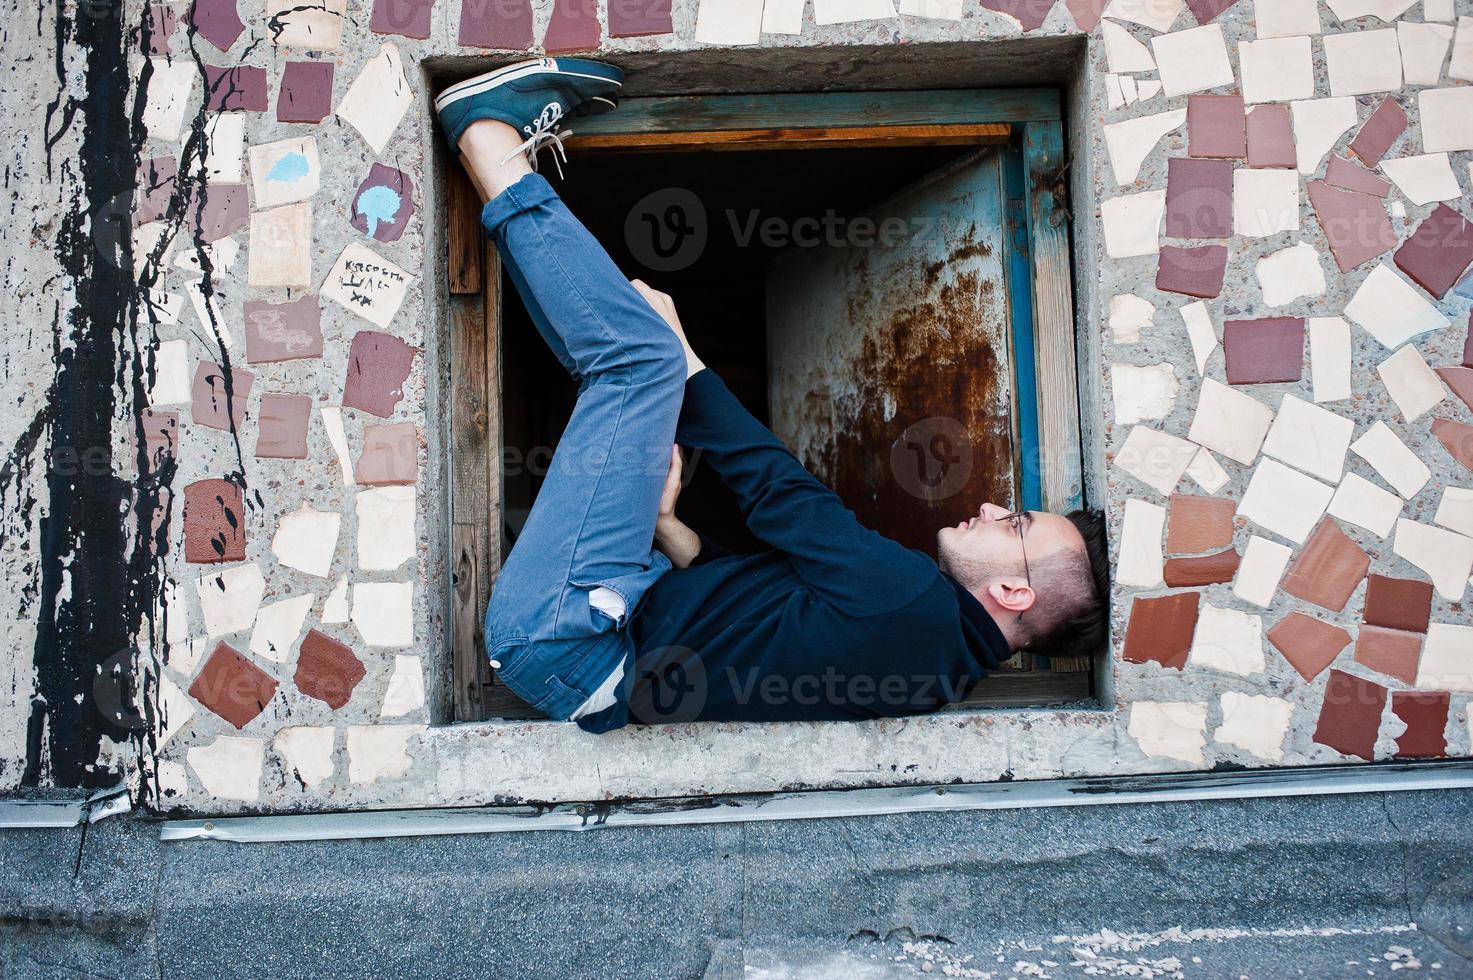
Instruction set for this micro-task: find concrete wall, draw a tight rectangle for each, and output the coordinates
[3,0,1472,813]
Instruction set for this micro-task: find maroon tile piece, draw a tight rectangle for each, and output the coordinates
[355,422,419,485]
[1281,520,1370,613]
[542,0,600,52]
[980,0,1056,31]
[1323,154,1390,198]
[1436,367,1473,413]
[1184,0,1237,22]
[1121,591,1199,670]
[350,163,416,243]
[1353,625,1421,685]
[1164,157,1233,239]
[1348,96,1407,167]
[1063,0,1105,30]
[185,182,249,242]
[1313,669,1388,760]
[190,641,278,728]
[136,155,177,225]
[1156,244,1228,298]
[371,0,434,37]
[1166,493,1236,554]
[202,64,269,112]
[1306,180,1396,273]
[1222,317,1304,384]
[610,0,673,35]
[1431,417,1473,474]
[183,478,247,563]
[277,61,334,123]
[1246,104,1296,169]
[191,361,254,431]
[136,409,180,472]
[255,393,312,459]
[342,330,416,417]
[295,629,366,710]
[1187,94,1246,159]
[190,0,245,51]
[141,3,178,53]
[1163,548,1240,587]
[1392,690,1450,758]
[1362,575,1433,634]
[459,0,534,48]
[1268,612,1351,681]
[244,295,324,363]
[1392,204,1473,300]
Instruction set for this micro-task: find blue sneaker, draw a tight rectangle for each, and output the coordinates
[434,58,624,172]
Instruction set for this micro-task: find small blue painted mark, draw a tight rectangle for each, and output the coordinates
[266,151,309,183]
[356,185,402,238]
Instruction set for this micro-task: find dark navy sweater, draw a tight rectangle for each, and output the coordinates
[613,369,1006,726]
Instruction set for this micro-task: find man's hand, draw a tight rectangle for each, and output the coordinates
[631,279,705,379]
[654,445,701,569]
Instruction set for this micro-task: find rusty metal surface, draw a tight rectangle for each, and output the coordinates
[766,147,1017,557]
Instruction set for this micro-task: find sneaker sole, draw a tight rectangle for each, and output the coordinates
[434,59,623,115]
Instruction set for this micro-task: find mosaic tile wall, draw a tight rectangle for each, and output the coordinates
[43,0,1473,809]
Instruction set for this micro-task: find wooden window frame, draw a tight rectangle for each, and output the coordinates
[446,88,1085,722]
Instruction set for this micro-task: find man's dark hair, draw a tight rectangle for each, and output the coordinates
[1020,507,1110,660]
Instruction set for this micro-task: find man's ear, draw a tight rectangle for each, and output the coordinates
[986,580,1036,615]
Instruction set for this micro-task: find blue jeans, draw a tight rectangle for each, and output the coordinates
[481,174,686,727]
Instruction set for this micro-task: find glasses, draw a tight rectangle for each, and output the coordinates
[994,511,1032,614]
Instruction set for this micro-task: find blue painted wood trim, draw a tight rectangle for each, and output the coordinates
[1002,136,1043,515]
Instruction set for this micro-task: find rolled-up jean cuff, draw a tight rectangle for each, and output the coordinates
[480,172,559,235]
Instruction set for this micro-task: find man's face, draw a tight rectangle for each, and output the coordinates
[936,502,1086,614]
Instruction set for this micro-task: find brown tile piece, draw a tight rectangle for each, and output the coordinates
[244,295,324,363]
[189,641,278,729]
[459,0,533,47]
[1392,690,1450,758]
[1222,317,1304,384]
[135,408,179,472]
[142,3,178,54]
[1165,158,1233,239]
[350,163,416,244]
[1306,180,1396,273]
[370,0,433,38]
[183,478,246,563]
[355,422,418,485]
[1187,94,1246,159]
[1185,0,1237,22]
[1281,519,1370,613]
[542,0,600,52]
[1323,154,1391,198]
[1167,493,1236,554]
[136,155,177,225]
[609,0,672,36]
[1064,0,1106,30]
[184,183,249,242]
[1163,548,1240,587]
[294,629,366,710]
[191,361,253,431]
[1362,575,1433,633]
[1348,96,1407,167]
[1156,244,1228,298]
[1431,417,1473,473]
[1354,625,1422,685]
[1246,104,1296,169]
[980,0,1056,31]
[342,330,416,418]
[202,64,268,112]
[190,0,245,51]
[277,61,334,124]
[1313,669,1387,760]
[1436,367,1473,413]
[1392,204,1473,300]
[1121,591,1200,670]
[1268,612,1351,681]
[255,393,312,459]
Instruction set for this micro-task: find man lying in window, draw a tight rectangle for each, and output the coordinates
[437,58,1109,732]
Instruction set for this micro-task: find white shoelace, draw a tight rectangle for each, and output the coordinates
[500,103,572,179]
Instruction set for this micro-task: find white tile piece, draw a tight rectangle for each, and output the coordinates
[1216,692,1294,762]
[1308,316,1352,403]
[248,593,314,663]
[1346,264,1452,349]
[183,277,231,347]
[813,0,897,24]
[1450,15,1473,78]
[1111,363,1179,425]
[196,563,265,638]
[1102,189,1166,257]
[762,0,806,31]
[1380,151,1463,204]
[1105,0,1183,32]
[1106,73,1128,110]
[1418,86,1473,152]
[1324,28,1404,96]
[271,503,341,578]
[156,674,195,749]
[1117,497,1167,587]
[1118,73,1140,104]
[173,236,240,274]
[1234,535,1294,606]
[1256,0,1321,36]
[1398,21,1455,85]
[265,0,345,48]
[1416,623,1473,692]
[1424,0,1454,20]
[1152,24,1235,97]
[1129,702,1208,766]
[1290,97,1359,175]
[318,406,355,487]
[346,724,424,783]
[143,59,195,142]
[1261,394,1354,483]
[148,338,191,405]
[380,655,426,718]
[1257,242,1326,306]
[1394,518,1473,599]
[247,203,312,288]
[1326,0,1417,22]
[203,114,244,182]
[1351,421,1431,498]
[1102,108,1187,186]
[351,581,414,647]
[1240,36,1316,103]
[1138,78,1164,101]
[1377,343,1446,421]
[1181,302,1217,375]
[356,486,417,571]
[158,579,189,648]
[1238,457,1335,543]
[321,242,412,328]
[275,726,335,789]
[187,735,264,802]
[696,0,765,41]
[1390,199,1408,218]
[1328,472,1403,537]
[1434,486,1473,538]
[336,42,412,154]
[247,136,321,209]
[1189,604,1266,677]
[1188,377,1275,465]
[322,574,351,624]
[132,221,173,276]
[1115,425,1198,495]
[1234,168,1300,237]
[1186,447,1230,493]
[1110,293,1155,343]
